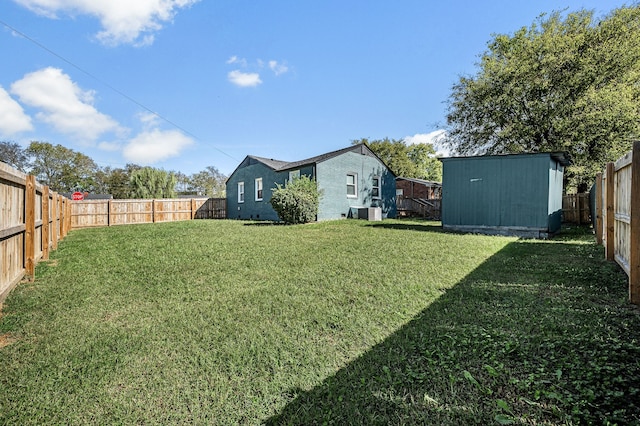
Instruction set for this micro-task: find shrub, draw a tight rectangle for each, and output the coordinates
[270,176,321,224]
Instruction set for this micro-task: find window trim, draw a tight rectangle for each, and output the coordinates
[346,173,358,198]
[255,177,263,201]
[288,170,300,182]
[238,181,245,203]
[372,175,381,199]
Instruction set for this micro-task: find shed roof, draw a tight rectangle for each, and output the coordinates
[439,151,572,167]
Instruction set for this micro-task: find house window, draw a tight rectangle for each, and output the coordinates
[288,170,300,182]
[238,182,245,203]
[372,176,381,199]
[255,178,263,201]
[347,173,357,198]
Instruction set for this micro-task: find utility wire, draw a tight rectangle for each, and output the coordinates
[0,19,238,162]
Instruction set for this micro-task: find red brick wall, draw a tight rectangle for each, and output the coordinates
[396,179,440,199]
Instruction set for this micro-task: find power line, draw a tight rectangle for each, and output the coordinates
[0,19,239,162]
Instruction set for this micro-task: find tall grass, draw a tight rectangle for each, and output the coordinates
[0,219,638,424]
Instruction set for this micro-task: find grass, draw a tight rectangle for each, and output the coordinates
[0,219,639,425]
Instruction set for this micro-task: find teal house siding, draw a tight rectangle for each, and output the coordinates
[226,144,396,221]
[440,152,570,238]
[315,151,397,220]
[226,157,288,221]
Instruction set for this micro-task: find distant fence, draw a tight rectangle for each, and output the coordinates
[1,162,72,304]
[594,141,640,305]
[562,193,591,224]
[71,197,226,228]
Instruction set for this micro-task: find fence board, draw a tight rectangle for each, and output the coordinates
[561,193,591,224]
[71,197,225,228]
[0,162,69,304]
[597,141,640,304]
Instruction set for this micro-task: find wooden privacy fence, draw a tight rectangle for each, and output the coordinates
[1,162,71,304]
[71,197,226,228]
[594,141,640,304]
[562,193,591,224]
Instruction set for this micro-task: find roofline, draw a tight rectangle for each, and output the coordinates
[439,151,572,166]
[396,176,442,186]
[227,143,398,182]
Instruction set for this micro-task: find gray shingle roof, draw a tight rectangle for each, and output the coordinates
[248,144,379,171]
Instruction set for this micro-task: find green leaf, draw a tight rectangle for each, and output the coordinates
[495,414,515,425]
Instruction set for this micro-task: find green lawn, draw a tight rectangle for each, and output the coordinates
[1,219,639,425]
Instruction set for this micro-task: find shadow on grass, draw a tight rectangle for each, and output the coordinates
[366,220,447,234]
[265,238,640,425]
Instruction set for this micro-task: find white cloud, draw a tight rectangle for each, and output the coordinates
[227,70,262,88]
[0,86,33,135]
[97,141,121,151]
[13,0,200,46]
[268,60,288,76]
[123,128,193,164]
[10,67,121,142]
[404,130,451,157]
[226,56,247,66]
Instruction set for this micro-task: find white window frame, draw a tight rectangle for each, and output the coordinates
[288,170,300,182]
[347,173,357,198]
[255,177,263,201]
[238,182,245,203]
[372,176,381,199]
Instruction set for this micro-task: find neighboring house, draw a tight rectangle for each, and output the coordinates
[226,143,397,221]
[62,193,113,200]
[396,177,442,219]
[440,152,571,238]
[396,177,442,199]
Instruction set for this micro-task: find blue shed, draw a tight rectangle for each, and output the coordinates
[226,144,397,221]
[440,152,571,238]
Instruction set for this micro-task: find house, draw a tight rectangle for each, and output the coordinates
[226,143,397,221]
[439,152,571,238]
[395,177,442,219]
[396,177,442,200]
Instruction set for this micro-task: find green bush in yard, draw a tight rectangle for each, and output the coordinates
[270,175,321,224]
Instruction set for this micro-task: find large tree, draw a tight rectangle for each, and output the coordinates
[0,141,31,172]
[446,6,640,190]
[26,141,99,192]
[129,167,176,199]
[190,166,227,197]
[95,164,142,199]
[353,138,442,181]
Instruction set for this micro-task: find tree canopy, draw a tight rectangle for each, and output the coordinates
[353,138,442,182]
[1,141,227,198]
[445,6,640,190]
[26,141,99,192]
[129,167,176,199]
[0,141,31,172]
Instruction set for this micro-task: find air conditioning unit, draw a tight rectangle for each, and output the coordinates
[358,207,382,221]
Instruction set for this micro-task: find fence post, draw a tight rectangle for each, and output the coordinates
[629,141,640,304]
[42,186,50,260]
[51,192,58,250]
[25,175,36,281]
[605,162,615,261]
[595,173,603,245]
[191,198,197,220]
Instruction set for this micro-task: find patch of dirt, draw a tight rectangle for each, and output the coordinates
[0,333,16,349]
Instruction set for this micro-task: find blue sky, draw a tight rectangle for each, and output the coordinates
[0,0,627,176]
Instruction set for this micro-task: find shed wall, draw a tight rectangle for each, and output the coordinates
[442,154,561,234]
